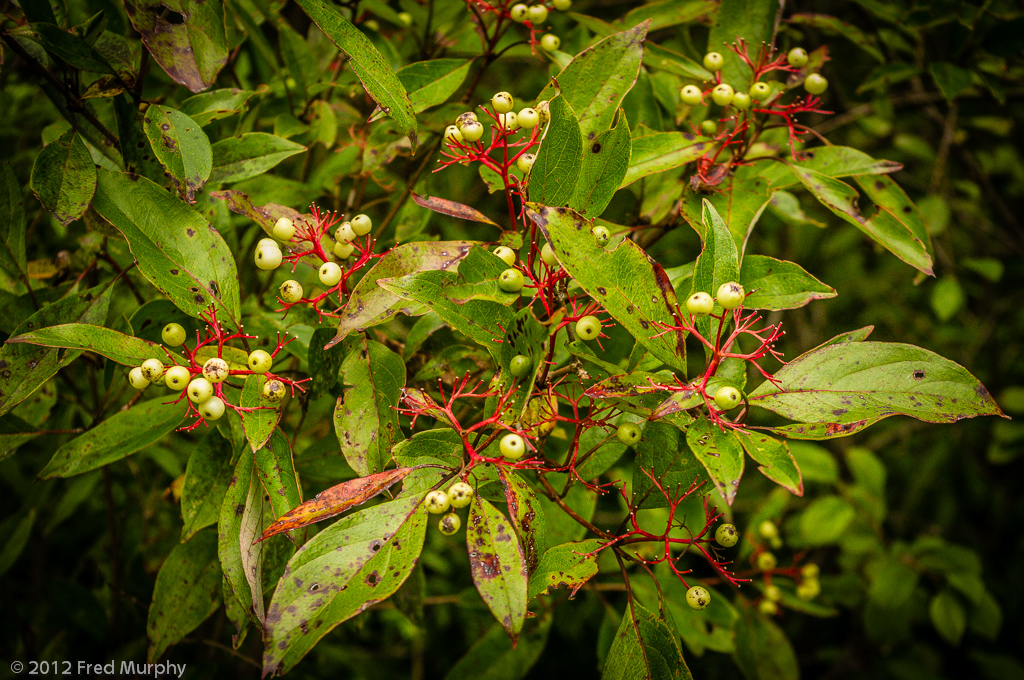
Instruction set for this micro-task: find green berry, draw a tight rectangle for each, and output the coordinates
[444,124,463,144]
[202,357,230,383]
[456,112,479,129]
[703,52,724,71]
[264,378,286,402]
[540,242,558,267]
[716,281,745,309]
[616,422,641,446]
[796,578,820,600]
[165,365,191,391]
[162,322,186,347]
[128,367,149,390]
[363,19,379,31]
[255,244,282,270]
[398,11,412,25]
[713,385,742,411]
[801,563,820,579]
[257,237,277,249]
[319,262,343,287]
[448,482,475,508]
[680,85,703,106]
[700,120,718,136]
[517,108,539,129]
[439,512,461,535]
[500,433,526,459]
[517,153,535,173]
[273,217,295,241]
[499,111,519,131]
[492,91,514,114]
[715,523,739,548]
[686,585,710,610]
[804,73,828,95]
[787,47,809,68]
[248,349,273,374]
[187,377,214,403]
[536,100,550,124]
[552,0,571,10]
[493,246,516,266]
[686,292,715,316]
[711,83,735,106]
[461,120,485,142]
[526,4,548,24]
[351,214,372,236]
[749,81,772,102]
[758,599,779,616]
[510,354,532,378]
[199,396,225,421]
[758,520,778,540]
[141,358,165,382]
[510,3,528,21]
[592,225,610,246]
[498,268,525,292]
[732,91,752,110]
[425,489,450,514]
[335,222,356,242]
[764,584,782,602]
[334,240,355,259]
[540,33,560,52]
[280,280,304,303]
[756,551,777,572]
[575,315,601,341]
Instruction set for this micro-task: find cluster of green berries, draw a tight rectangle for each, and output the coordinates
[444,92,547,149]
[685,282,745,317]
[679,47,827,113]
[751,519,820,613]
[254,214,372,290]
[424,481,476,535]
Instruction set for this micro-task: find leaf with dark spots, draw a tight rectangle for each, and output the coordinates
[498,468,546,574]
[466,495,528,644]
[569,108,631,217]
[328,241,476,347]
[749,341,1006,441]
[142,105,211,202]
[218,448,265,628]
[411,192,499,227]
[8,323,166,367]
[685,417,745,505]
[527,204,687,372]
[255,429,300,518]
[263,497,427,675]
[528,95,584,207]
[527,539,603,600]
[257,468,414,542]
[30,130,96,226]
[585,371,677,416]
[621,127,712,187]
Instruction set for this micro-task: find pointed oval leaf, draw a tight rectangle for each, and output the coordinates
[685,417,745,505]
[8,323,167,366]
[142,105,212,202]
[621,128,712,187]
[467,495,528,644]
[734,430,803,496]
[528,96,583,207]
[30,130,97,226]
[125,0,228,93]
[411,192,499,226]
[240,375,281,453]
[569,109,631,217]
[209,133,306,183]
[740,255,836,310]
[528,539,603,600]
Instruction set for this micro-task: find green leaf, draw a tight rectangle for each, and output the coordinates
[146,528,222,663]
[0,163,27,279]
[218,448,265,626]
[255,429,301,518]
[930,62,974,101]
[537,23,649,141]
[467,495,528,644]
[277,19,318,101]
[707,0,779,86]
[868,552,919,609]
[498,468,546,573]
[789,166,934,275]
[263,496,427,675]
[601,601,690,680]
[142,105,212,202]
[681,176,771,254]
[739,146,903,190]
[735,430,803,495]
[749,341,1005,438]
[93,168,241,323]
[181,432,235,541]
[529,96,583,207]
[0,284,112,417]
[644,42,712,80]
[789,14,886,62]
[733,605,799,680]
[240,375,280,452]
[633,421,709,509]
[333,337,406,476]
[686,417,745,505]
[528,204,688,372]
[397,59,473,113]
[8,323,167,366]
[930,589,967,645]
[38,397,183,478]
[9,23,118,74]
[0,508,36,578]
[442,611,553,680]
[30,130,97,226]
[308,328,344,395]
[621,128,712,187]
[293,0,418,151]
[689,199,741,344]
[798,495,856,545]
[328,241,474,345]
[740,255,836,310]
[124,0,228,93]
[527,539,603,600]
[210,133,306,183]
[854,174,933,265]
[569,109,631,217]
[179,87,265,126]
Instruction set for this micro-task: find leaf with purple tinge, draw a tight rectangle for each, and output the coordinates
[411,192,499,227]
[467,495,528,644]
[498,468,547,574]
[125,0,228,93]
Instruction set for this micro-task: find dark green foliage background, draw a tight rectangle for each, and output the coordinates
[0,0,1022,678]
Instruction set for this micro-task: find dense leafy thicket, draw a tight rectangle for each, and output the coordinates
[1,0,1022,678]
